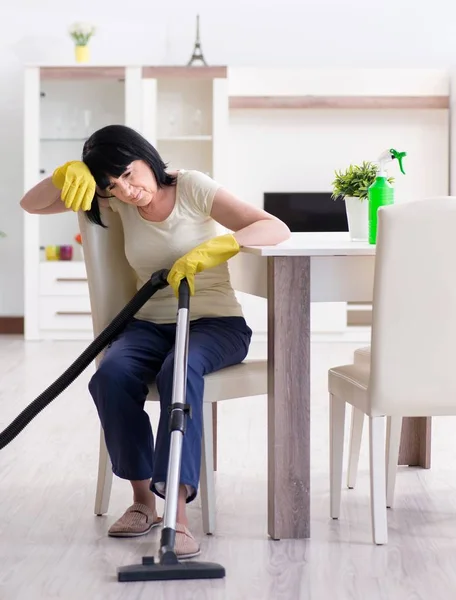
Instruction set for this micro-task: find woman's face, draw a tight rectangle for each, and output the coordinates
[104,160,158,207]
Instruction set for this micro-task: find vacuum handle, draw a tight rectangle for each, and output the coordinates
[150,268,170,289]
[149,270,190,311]
[178,278,190,310]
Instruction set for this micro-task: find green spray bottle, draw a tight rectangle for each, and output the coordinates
[368,148,406,244]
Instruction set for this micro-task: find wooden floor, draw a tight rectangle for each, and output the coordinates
[1,336,456,599]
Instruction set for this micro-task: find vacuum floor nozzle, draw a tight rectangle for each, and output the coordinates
[117,556,225,582]
[117,556,226,582]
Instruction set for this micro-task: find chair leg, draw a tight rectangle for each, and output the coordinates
[212,403,218,472]
[385,416,402,509]
[94,427,113,516]
[330,393,346,519]
[369,416,388,544]
[347,407,364,489]
[200,403,216,535]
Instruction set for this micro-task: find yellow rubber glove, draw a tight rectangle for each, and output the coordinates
[52,160,96,212]
[167,233,240,297]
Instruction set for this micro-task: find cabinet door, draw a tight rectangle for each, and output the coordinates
[38,70,127,250]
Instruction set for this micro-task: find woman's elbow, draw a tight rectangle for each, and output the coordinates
[20,197,34,213]
[273,219,291,244]
[281,221,291,241]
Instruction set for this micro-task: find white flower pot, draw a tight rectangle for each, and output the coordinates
[344,196,368,241]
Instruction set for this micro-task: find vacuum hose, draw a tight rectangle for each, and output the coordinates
[0,268,170,450]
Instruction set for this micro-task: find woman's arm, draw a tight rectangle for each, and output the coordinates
[210,187,291,246]
[20,176,69,215]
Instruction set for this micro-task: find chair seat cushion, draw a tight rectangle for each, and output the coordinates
[146,359,267,403]
[328,364,370,414]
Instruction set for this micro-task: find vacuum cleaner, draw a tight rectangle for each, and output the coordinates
[0,268,225,582]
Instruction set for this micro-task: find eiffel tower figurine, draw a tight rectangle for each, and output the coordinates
[187,14,208,66]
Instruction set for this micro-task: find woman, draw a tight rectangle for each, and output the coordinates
[20,124,290,558]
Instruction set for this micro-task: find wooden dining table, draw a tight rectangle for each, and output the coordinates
[233,232,431,541]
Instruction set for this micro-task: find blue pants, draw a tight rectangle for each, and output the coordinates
[88,316,252,503]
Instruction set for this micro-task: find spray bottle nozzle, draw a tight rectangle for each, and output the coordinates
[390,148,407,175]
[377,148,407,176]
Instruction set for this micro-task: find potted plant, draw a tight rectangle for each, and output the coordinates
[331,161,394,241]
[69,22,96,64]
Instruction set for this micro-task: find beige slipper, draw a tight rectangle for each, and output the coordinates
[108,503,162,538]
[174,523,201,559]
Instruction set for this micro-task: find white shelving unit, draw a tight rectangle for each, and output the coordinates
[23,64,229,340]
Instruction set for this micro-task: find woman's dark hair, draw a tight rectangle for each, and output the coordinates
[81,124,177,226]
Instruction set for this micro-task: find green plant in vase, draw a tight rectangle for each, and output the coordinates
[331,161,394,241]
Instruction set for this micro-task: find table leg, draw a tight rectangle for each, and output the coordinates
[267,256,311,540]
[398,417,432,468]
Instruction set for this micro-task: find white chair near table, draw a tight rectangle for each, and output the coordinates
[328,198,456,544]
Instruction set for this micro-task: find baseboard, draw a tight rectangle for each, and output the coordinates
[0,317,24,334]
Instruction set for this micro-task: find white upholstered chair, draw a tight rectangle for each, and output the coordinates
[346,195,456,490]
[78,209,267,535]
[328,198,456,544]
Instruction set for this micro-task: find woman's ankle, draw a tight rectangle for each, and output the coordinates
[133,494,157,513]
[176,484,189,527]
[130,479,157,512]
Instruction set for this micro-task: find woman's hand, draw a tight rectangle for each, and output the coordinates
[52,161,96,212]
[167,233,240,296]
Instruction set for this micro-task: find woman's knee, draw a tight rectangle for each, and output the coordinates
[89,354,144,405]
[155,355,173,391]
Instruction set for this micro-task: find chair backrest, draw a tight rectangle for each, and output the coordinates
[369,198,456,415]
[78,208,137,340]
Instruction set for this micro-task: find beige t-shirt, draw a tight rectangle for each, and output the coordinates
[108,169,244,324]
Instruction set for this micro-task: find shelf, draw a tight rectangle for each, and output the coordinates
[40,138,88,142]
[39,260,85,264]
[229,95,450,110]
[143,66,227,79]
[157,135,212,142]
[40,66,126,80]
[39,65,227,81]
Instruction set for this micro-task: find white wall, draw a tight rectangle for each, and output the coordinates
[1,0,456,316]
[226,105,449,336]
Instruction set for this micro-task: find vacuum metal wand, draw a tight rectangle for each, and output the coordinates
[117,278,226,582]
[159,278,191,563]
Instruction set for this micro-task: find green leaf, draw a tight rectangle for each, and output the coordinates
[331,160,395,201]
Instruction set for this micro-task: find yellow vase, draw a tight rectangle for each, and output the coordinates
[75,45,89,63]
